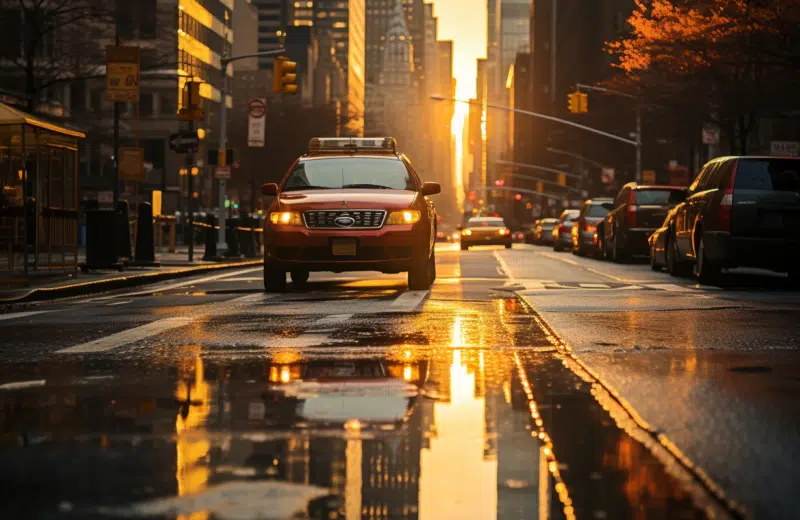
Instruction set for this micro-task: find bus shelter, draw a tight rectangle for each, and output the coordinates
[0,102,85,281]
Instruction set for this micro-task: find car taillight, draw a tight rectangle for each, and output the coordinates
[628,191,638,228]
[498,228,509,236]
[583,222,596,233]
[559,224,569,234]
[720,188,734,231]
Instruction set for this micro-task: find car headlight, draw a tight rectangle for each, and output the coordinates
[386,210,422,225]
[462,229,472,236]
[269,211,303,225]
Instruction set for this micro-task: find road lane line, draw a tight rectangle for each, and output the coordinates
[579,283,611,289]
[89,267,262,302]
[0,310,50,321]
[210,277,263,282]
[493,250,517,281]
[107,300,132,306]
[309,314,354,329]
[387,290,430,312]
[56,317,194,354]
[0,380,46,390]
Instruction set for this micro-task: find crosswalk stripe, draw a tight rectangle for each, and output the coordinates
[308,314,354,330]
[227,293,282,304]
[0,380,46,390]
[579,283,611,289]
[0,310,50,321]
[387,290,430,312]
[641,283,695,292]
[56,317,194,354]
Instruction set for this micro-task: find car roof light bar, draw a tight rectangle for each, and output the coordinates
[308,137,397,154]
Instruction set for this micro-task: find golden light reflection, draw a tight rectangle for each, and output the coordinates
[419,348,497,520]
[174,353,211,520]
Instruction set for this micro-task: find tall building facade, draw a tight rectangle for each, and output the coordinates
[314,0,366,136]
[251,0,287,69]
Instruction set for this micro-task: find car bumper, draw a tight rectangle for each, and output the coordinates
[462,235,512,247]
[705,232,799,271]
[264,224,425,272]
[623,228,657,255]
[578,230,598,249]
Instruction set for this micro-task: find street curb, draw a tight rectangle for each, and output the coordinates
[515,291,748,520]
[0,260,263,305]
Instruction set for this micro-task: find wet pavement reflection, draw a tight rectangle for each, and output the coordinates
[0,264,727,520]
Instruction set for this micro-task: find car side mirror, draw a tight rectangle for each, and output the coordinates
[601,203,614,211]
[421,182,441,196]
[261,183,278,196]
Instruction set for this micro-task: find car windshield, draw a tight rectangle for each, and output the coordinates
[468,218,505,227]
[634,189,686,205]
[586,204,610,218]
[735,159,800,192]
[283,157,416,191]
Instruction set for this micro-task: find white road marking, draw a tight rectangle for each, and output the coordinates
[579,283,611,289]
[0,380,46,390]
[227,293,282,304]
[0,310,50,321]
[89,267,262,302]
[107,300,132,306]
[642,283,695,292]
[309,314,354,329]
[210,277,263,282]
[493,250,516,281]
[56,317,194,354]
[387,290,430,312]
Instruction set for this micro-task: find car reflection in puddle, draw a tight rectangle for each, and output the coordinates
[0,348,568,520]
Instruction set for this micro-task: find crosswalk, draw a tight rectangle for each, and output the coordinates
[504,279,716,292]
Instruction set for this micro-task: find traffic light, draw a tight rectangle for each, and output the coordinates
[558,173,567,186]
[494,179,505,187]
[567,92,579,113]
[578,92,588,113]
[514,193,523,201]
[273,56,298,94]
[536,181,544,192]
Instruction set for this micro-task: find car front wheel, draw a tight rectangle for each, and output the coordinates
[290,269,310,285]
[408,248,433,290]
[264,263,287,292]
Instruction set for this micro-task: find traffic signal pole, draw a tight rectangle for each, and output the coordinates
[217,49,286,252]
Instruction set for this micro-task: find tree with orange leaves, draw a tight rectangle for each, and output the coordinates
[607,0,800,153]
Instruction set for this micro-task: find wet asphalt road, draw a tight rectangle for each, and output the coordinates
[1,244,798,519]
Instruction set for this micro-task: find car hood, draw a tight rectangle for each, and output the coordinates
[275,189,418,211]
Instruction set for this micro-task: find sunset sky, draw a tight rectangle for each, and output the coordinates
[434,0,487,195]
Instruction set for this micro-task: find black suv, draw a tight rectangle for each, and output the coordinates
[668,156,800,283]
[602,183,687,262]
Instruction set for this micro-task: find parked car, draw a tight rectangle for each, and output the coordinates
[553,210,580,252]
[601,183,687,262]
[529,218,558,245]
[648,206,681,271]
[572,198,613,256]
[667,156,800,284]
[460,216,513,250]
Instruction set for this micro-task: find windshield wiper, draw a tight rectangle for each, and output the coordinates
[282,185,333,192]
[342,183,395,189]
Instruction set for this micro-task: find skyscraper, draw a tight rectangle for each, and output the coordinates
[251,0,288,69]
[314,0,366,136]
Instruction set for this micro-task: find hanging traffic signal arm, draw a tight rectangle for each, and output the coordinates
[273,56,298,94]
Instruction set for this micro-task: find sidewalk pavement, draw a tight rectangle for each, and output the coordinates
[0,249,262,305]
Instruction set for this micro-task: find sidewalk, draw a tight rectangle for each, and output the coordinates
[0,249,262,305]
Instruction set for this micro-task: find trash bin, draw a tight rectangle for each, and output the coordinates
[81,208,122,272]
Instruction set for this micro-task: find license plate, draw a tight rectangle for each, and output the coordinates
[332,239,357,256]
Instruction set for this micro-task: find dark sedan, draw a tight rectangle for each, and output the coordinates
[648,205,681,271]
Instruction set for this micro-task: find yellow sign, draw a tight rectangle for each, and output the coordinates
[119,147,145,181]
[106,46,140,102]
[642,170,657,184]
[152,190,162,216]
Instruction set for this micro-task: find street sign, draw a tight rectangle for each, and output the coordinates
[601,167,615,184]
[248,98,267,147]
[770,141,799,157]
[215,166,232,179]
[98,191,114,204]
[168,132,200,154]
[105,46,140,102]
[119,147,145,181]
[702,124,720,145]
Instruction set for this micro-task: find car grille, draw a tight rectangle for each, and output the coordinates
[303,210,387,229]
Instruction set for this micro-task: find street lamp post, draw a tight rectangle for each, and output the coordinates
[217,49,286,251]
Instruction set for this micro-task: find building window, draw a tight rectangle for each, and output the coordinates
[140,93,154,117]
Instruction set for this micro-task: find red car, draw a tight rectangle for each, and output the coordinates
[260,138,441,291]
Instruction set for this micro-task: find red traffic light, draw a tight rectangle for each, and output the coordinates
[514,193,523,201]
[495,179,505,187]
